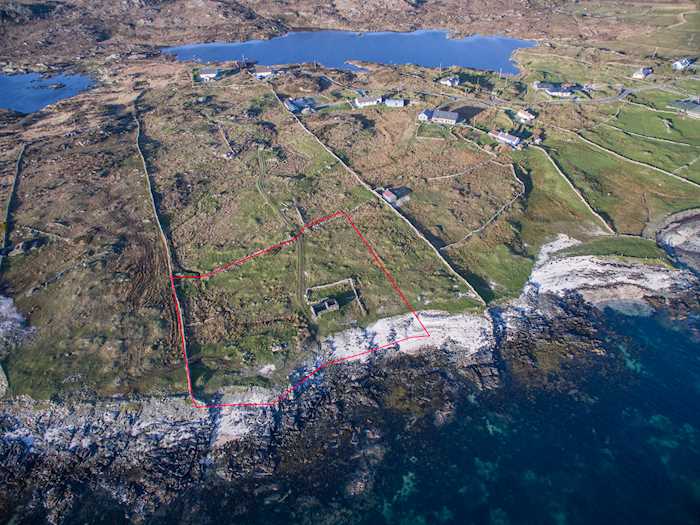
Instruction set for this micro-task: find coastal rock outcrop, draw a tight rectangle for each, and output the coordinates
[657,210,700,274]
[1,240,697,523]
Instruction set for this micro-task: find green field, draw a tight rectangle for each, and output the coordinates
[556,236,671,262]
[445,147,609,302]
[580,126,700,183]
[544,133,700,234]
[615,103,700,147]
[416,122,451,139]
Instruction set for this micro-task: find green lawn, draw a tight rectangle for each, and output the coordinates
[512,147,608,249]
[451,237,534,303]
[445,147,610,302]
[556,236,671,262]
[545,133,700,234]
[615,104,700,147]
[416,122,452,139]
[581,126,700,183]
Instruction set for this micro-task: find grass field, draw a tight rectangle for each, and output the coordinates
[416,122,451,139]
[444,146,608,301]
[544,133,700,234]
[512,148,609,249]
[134,73,485,396]
[5,1,700,400]
[615,103,700,147]
[580,126,700,182]
[556,236,671,263]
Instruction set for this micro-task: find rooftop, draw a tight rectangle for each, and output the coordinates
[356,96,381,104]
[432,109,459,121]
[384,186,412,199]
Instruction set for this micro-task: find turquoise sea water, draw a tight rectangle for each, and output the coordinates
[36,307,699,525]
[365,310,700,525]
[164,30,535,75]
[85,307,695,525]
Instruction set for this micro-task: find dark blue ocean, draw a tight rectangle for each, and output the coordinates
[361,310,700,525]
[137,308,699,525]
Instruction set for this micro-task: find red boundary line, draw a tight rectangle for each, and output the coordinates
[170,211,431,409]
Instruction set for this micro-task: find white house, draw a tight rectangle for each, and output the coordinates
[534,81,575,97]
[672,58,693,71]
[354,96,382,108]
[254,65,275,80]
[546,85,574,97]
[439,76,461,87]
[516,109,536,124]
[384,98,407,108]
[199,67,220,82]
[431,109,459,125]
[417,109,433,122]
[632,67,653,79]
[489,130,521,148]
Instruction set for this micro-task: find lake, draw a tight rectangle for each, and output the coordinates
[164,30,536,74]
[0,72,93,114]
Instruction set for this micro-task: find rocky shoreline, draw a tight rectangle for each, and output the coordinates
[656,209,700,276]
[1,236,698,523]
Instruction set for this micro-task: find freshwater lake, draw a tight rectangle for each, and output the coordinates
[0,72,93,114]
[0,31,533,114]
[164,30,536,74]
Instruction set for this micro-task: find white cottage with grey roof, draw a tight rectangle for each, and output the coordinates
[431,110,459,125]
[199,67,220,82]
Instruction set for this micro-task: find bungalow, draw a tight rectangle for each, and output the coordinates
[546,83,575,97]
[672,58,693,71]
[199,67,220,82]
[310,297,339,319]
[516,109,536,124]
[354,96,382,108]
[548,86,574,97]
[489,130,521,148]
[254,65,275,80]
[382,187,412,207]
[284,97,316,113]
[668,99,700,119]
[417,109,433,122]
[384,98,407,108]
[632,67,653,79]
[534,81,575,98]
[439,76,461,87]
[431,109,459,125]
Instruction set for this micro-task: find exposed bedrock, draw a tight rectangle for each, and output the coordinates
[1,237,698,523]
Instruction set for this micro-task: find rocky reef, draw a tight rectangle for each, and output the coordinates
[1,240,698,523]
